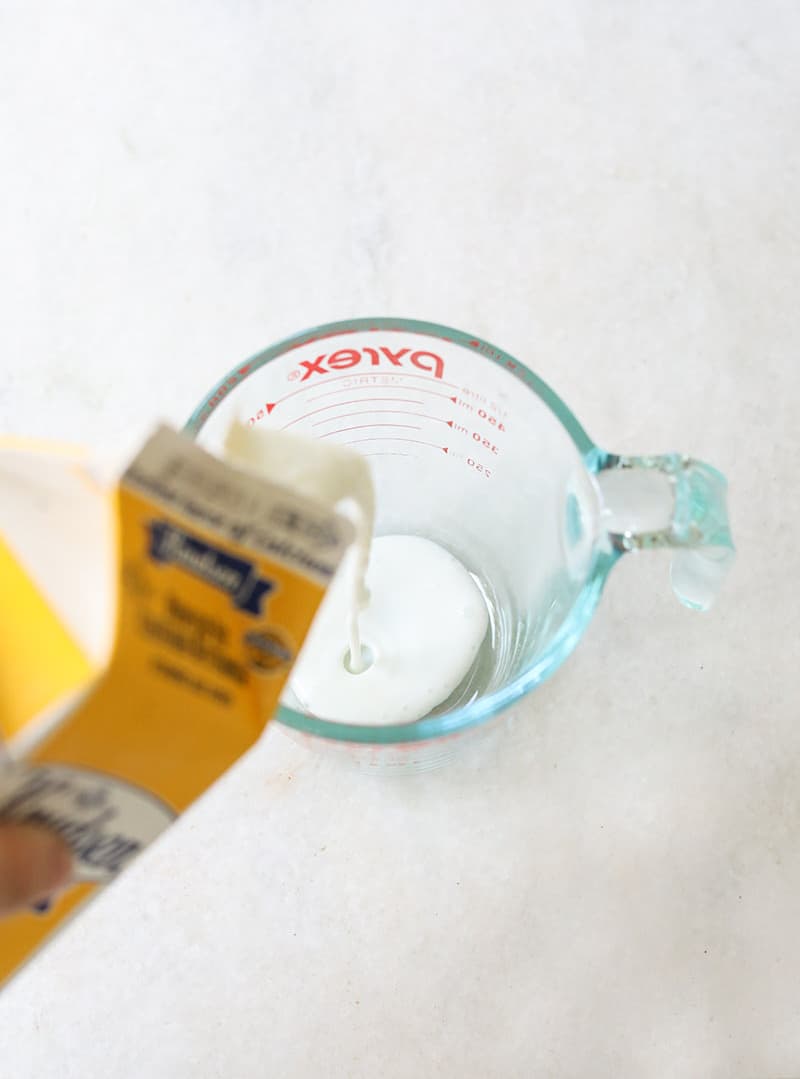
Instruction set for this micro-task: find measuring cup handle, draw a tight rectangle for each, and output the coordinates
[596,452,735,611]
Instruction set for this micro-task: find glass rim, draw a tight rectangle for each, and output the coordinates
[184,316,617,745]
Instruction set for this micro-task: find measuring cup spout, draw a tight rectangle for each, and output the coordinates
[595,453,734,611]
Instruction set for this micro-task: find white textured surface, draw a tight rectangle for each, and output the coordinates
[1,3,799,1076]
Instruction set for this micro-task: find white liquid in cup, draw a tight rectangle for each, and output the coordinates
[224,423,489,725]
[291,535,488,725]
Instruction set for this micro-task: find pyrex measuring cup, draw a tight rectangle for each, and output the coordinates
[186,318,734,769]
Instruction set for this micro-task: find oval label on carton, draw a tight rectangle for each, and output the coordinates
[0,763,176,884]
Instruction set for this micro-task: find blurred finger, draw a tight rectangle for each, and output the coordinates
[0,824,72,914]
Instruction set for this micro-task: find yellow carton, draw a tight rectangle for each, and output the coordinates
[0,426,351,986]
[0,534,92,737]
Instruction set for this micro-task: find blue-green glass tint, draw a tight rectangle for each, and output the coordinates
[185,317,733,751]
[598,453,735,611]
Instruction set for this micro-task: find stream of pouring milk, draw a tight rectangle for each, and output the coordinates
[225,422,488,725]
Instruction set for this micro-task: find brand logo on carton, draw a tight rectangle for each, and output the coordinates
[0,764,176,896]
[148,521,274,615]
[295,345,445,382]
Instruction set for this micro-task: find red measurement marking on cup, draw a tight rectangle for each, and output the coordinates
[467,339,503,361]
[309,383,454,403]
[360,451,418,459]
[469,433,500,454]
[279,398,423,430]
[451,395,508,418]
[457,387,509,417]
[320,424,421,438]
[344,437,448,452]
[476,407,506,432]
[299,386,503,437]
[314,410,451,427]
[446,420,503,455]
[466,457,493,478]
[289,363,460,390]
[248,373,458,425]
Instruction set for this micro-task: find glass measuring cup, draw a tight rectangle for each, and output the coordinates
[186,318,734,770]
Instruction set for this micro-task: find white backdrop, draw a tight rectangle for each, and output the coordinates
[1,3,798,1076]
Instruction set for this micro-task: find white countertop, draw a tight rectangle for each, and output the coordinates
[2,3,799,1076]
